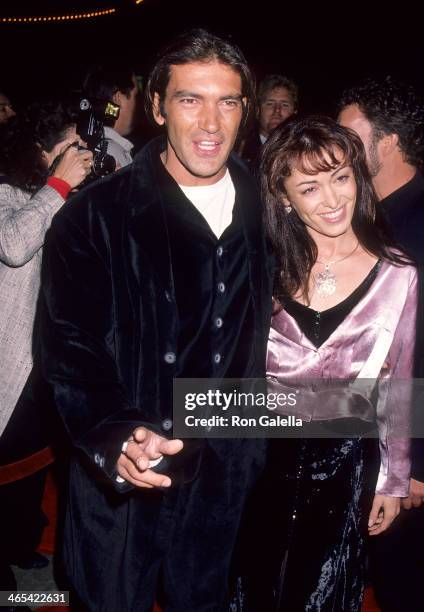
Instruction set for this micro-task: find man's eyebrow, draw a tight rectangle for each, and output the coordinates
[172,90,202,99]
[171,91,243,101]
[219,94,243,101]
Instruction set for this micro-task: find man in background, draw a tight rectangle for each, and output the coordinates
[0,92,16,124]
[339,75,424,612]
[82,64,138,168]
[239,73,298,165]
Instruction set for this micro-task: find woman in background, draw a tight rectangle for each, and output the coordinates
[0,99,92,590]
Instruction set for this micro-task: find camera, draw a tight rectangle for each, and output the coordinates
[76,97,120,178]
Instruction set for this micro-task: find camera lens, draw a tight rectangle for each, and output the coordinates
[80,98,91,111]
[93,152,116,176]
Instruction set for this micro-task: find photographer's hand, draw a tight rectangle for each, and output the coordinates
[53,142,93,189]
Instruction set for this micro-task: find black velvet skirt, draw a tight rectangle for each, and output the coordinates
[230,434,380,612]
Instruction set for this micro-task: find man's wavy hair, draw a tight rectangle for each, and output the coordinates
[258,74,299,110]
[0,99,77,193]
[339,76,424,169]
[261,115,410,306]
[144,28,255,128]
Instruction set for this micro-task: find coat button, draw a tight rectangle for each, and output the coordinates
[162,418,173,431]
[215,317,223,328]
[213,353,222,364]
[94,453,105,467]
[165,290,173,302]
[216,246,224,257]
[217,282,226,293]
[164,351,176,364]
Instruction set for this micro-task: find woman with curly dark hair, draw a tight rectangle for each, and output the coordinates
[0,99,92,590]
[239,116,417,612]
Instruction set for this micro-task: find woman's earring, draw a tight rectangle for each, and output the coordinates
[285,204,292,214]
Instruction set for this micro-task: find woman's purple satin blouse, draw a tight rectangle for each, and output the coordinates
[267,260,418,496]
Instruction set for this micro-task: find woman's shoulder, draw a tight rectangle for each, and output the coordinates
[380,251,417,285]
[0,182,28,203]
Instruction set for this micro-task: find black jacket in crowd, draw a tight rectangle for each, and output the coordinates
[381,171,424,481]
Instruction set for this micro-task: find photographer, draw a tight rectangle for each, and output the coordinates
[0,99,92,592]
[82,64,138,168]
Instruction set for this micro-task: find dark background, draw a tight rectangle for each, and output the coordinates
[2,0,422,118]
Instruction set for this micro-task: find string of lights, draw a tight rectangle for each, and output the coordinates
[0,8,116,24]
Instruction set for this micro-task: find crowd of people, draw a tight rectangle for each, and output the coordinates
[0,28,423,612]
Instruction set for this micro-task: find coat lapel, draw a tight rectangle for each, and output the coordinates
[228,155,263,293]
[228,155,274,359]
[126,138,174,294]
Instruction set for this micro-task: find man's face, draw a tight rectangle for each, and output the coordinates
[338,104,382,177]
[154,61,245,186]
[0,94,16,123]
[259,86,295,138]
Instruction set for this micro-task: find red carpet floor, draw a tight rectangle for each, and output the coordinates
[37,468,380,612]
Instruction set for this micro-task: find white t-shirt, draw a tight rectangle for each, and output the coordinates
[179,170,235,238]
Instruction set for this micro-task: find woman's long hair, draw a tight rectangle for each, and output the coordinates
[260,115,410,306]
[0,99,77,194]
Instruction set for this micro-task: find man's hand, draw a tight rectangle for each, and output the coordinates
[368,494,400,536]
[117,426,183,488]
[401,478,424,510]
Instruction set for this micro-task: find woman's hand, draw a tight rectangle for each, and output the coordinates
[53,143,93,189]
[368,494,400,536]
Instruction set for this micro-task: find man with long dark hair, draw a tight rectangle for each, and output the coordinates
[40,29,272,611]
[339,76,424,612]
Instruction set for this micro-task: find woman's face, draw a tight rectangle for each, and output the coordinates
[282,151,357,240]
[43,125,81,168]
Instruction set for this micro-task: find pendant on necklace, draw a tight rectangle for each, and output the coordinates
[315,266,337,297]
